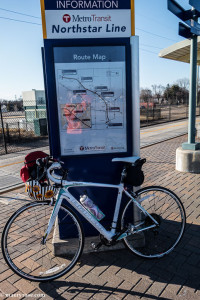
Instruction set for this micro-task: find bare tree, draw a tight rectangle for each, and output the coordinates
[176,78,189,90]
[140,88,152,103]
[151,84,165,103]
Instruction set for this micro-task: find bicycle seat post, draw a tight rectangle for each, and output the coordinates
[120,165,127,184]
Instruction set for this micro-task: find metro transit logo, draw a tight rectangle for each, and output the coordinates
[62,13,112,24]
[80,145,106,151]
[63,14,71,23]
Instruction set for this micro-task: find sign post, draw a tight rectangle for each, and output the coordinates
[187,15,198,148]
[40,0,139,237]
[168,0,200,150]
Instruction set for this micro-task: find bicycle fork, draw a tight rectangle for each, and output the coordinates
[41,194,63,245]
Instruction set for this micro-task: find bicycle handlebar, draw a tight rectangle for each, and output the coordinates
[47,162,63,185]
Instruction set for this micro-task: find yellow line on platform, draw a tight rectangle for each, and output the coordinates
[0,161,24,168]
[141,121,188,134]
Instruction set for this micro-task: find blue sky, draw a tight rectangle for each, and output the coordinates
[0,0,193,99]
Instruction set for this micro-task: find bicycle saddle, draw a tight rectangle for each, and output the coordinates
[112,156,141,164]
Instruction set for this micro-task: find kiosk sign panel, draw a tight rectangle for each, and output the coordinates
[53,45,127,156]
[41,0,131,39]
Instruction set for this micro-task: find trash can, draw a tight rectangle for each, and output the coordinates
[34,118,47,136]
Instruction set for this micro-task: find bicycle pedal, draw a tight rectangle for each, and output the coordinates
[91,242,102,251]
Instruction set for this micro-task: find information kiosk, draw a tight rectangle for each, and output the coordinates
[41,0,140,236]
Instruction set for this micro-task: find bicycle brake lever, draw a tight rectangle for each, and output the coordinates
[54,158,64,165]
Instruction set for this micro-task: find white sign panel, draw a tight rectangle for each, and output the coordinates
[45,9,131,39]
[53,46,127,156]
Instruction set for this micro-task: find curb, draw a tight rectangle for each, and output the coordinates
[140,132,187,149]
[0,183,25,195]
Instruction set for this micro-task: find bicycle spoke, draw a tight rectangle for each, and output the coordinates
[122,186,185,258]
[2,202,84,281]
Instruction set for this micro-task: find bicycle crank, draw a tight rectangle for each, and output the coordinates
[91,234,119,251]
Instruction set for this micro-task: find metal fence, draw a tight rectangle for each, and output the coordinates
[140,103,200,127]
[1,101,200,155]
[0,102,49,155]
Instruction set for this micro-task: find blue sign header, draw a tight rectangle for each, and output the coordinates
[44,0,131,10]
[53,45,125,63]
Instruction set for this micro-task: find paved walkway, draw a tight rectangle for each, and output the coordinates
[0,134,199,299]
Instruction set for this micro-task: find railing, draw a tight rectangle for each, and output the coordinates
[140,103,200,127]
[0,103,48,155]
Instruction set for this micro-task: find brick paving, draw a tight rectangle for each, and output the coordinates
[0,134,200,299]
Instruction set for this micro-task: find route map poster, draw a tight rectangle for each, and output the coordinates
[53,46,127,156]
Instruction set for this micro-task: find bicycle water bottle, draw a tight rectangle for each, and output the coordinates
[80,194,105,221]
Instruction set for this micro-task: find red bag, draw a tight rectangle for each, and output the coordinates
[20,166,30,183]
[25,151,48,167]
[20,151,49,183]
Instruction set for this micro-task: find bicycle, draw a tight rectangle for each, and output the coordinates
[1,156,186,282]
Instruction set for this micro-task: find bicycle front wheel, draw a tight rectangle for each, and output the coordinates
[121,186,186,258]
[1,201,84,282]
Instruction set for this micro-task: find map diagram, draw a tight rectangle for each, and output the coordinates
[54,59,127,156]
[56,68,126,131]
[60,103,92,130]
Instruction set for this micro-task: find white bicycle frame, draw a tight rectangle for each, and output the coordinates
[44,163,158,243]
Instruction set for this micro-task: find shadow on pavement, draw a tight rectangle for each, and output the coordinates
[40,280,170,300]
[39,222,200,299]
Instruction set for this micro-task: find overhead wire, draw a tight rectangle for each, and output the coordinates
[0,16,41,25]
[136,27,177,42]
[140,48,159,55]
[0,7,40,19]
[136,12,176,32]
[140,43,162,50]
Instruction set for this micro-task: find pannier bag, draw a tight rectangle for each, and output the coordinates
[123,158,146,187]
[20,151,58,201]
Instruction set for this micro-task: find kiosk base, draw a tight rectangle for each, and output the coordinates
[52,218,145,255]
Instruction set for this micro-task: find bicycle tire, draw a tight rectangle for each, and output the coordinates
[1,201,84,282]
[121,186,186,258]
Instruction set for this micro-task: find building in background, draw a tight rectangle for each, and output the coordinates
[22,90,47,136]
[22,89,46,122]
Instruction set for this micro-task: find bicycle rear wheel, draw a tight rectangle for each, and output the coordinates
[121,186,186,258]
[1,201,84,282]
